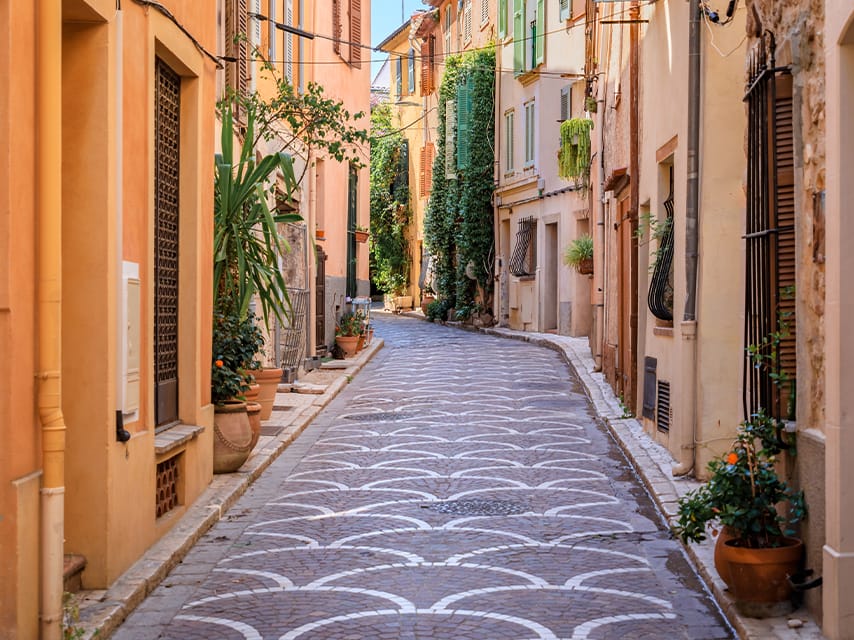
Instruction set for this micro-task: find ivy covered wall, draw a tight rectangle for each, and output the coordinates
[424,47,496,316]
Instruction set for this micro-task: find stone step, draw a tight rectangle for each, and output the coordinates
[63,554,86,593]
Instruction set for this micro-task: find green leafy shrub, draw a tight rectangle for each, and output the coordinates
[212,311,264,405]
[425,298,452,322]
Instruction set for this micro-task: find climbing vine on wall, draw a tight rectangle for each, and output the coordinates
[424,47,495,314]
[369,103,411,295]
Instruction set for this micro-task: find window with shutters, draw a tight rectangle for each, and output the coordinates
[395,56,403,98]
[456,76,473,170]
[744,33,797,423]
[332,0,342,56]
[510,216,536,277]
[408,48,416,94]
[463,0,472,44]
[350,0,362,67]
[419,143,435,197]
[498,0,507,37]
[225,0,249,97]
[559,85,571,121]
[445,99,457,180]
[513,0,524,74]
[445,6,452,57]
[524,100,535,166]
[559,0,569,21]
[504,110,515,172]
[421,36,435,95]
[284,0,294,83]
[268,0,277,61]
[481,0,489,26]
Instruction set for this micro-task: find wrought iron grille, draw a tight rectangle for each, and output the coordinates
[154,58,180,428]
[509,216,536,276]
[647,167,675,321]
[155,454,180,518]
[279,287,309,369]
[743,33,796,422]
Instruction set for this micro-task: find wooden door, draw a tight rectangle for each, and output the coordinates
[616,195,637,411]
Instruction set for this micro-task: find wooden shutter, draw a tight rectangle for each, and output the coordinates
[419,143,435,197]
[333,0,341,55]
[445,99,457,180]
[498,0,507,37]
[513,0,524,74]
[421,36,435,96]
[285,0,294,82]
[456,78,472,170]
[225,0,249,95]
[535,0,545,66]
[772,74,796,417]
[395,57,403,98]
[560,85,570,120]
[408,49,415,94]
[481,0,489,25]
[559,0,569,21]
[464,0,472,41]
[350,0,362,67]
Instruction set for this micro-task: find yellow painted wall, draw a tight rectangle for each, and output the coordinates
[0,1,41,635]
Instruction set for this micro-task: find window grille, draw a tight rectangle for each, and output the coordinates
[154,58,180,429]
[155,455,180,518]
[510,216,536,276]
[648,166,675,321]
[744,32,796,422]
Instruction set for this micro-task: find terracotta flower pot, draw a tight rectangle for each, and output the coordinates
[243,382,261,403]
[335,335,359,358]
[213,401,253,474]
[254,367,282,421]
[713,526,738,588]
[721,537,803,611]
[246,401,262,450]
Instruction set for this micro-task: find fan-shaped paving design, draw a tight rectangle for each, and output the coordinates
[116,316,733,640]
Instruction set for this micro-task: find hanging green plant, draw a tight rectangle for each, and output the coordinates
[558,118,594,182]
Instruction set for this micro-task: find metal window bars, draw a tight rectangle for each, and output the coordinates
[509,216,536,276]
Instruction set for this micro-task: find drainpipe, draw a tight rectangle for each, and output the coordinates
[37,1,66,638]
[673,0,701,476]
[594,87,606,371]
[629,1,640,407]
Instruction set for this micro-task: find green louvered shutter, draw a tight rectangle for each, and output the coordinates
[456,77,472,170]
[535,0,545,66]
[498,0,507,37]
[513,0,524,74]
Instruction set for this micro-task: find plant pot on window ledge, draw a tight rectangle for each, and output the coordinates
[316,229,325,240]
[354,230,369,243]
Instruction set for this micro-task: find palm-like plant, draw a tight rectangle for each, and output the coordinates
[214,101,301,324]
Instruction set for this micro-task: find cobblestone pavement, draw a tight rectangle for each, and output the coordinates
[114,314,734,640]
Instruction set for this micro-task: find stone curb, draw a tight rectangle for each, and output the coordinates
[77,339,384,639]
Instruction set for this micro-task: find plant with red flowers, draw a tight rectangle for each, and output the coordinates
[674,410,806,549]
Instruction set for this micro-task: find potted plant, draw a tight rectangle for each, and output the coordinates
[212,101,301,465]
[211,310,264,473]
[564,234,594,275]
[334,310,363,358]
[674,410,806,613]
[353,225,370,243]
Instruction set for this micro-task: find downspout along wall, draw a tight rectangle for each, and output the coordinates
[37,1,66,637]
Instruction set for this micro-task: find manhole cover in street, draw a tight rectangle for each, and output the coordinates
[428,499,528,516]
[343,411,418,422]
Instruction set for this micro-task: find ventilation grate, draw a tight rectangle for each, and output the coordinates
[155,455,180,518]
[656,380,671,433]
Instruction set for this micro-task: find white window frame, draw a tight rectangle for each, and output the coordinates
[524,100,536,166]
[505,110,515,172]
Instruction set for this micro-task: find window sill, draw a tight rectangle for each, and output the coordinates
[517,69,541,86]
[155,424,205,457]
[653,326,674,338]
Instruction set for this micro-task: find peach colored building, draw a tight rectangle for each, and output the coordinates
[1,1,218,637]
[493,0,592,336]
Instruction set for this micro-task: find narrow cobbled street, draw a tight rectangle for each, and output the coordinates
[115,314,733,640]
